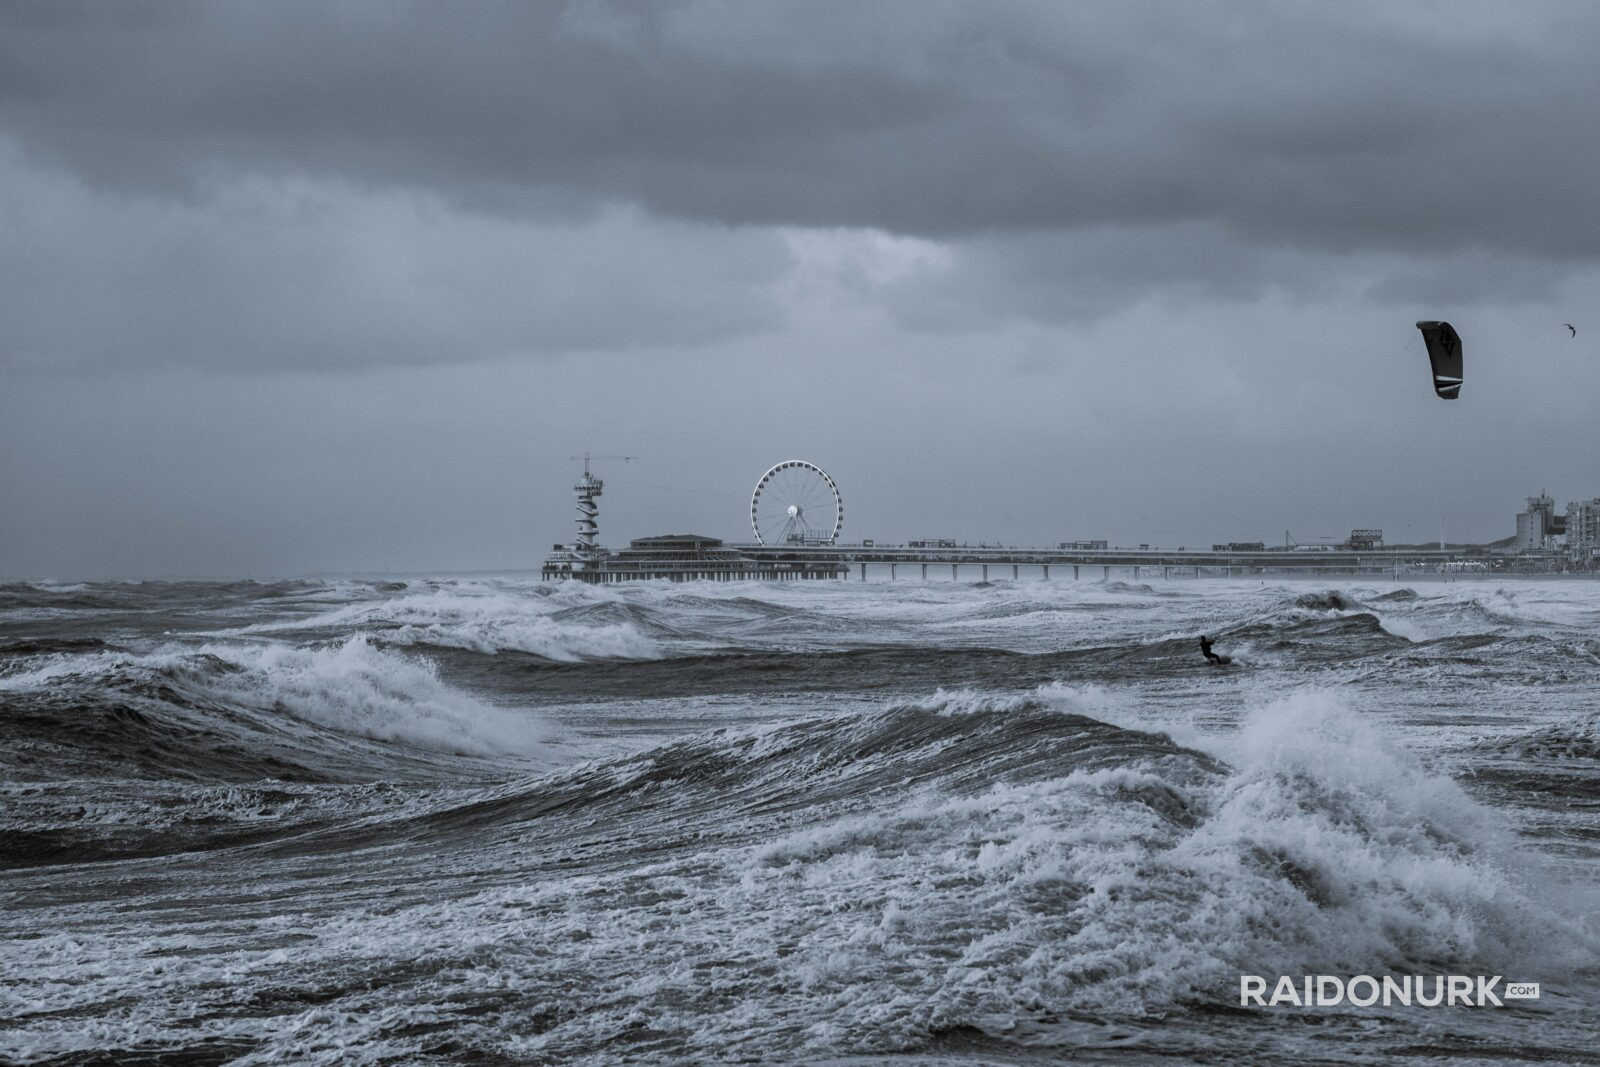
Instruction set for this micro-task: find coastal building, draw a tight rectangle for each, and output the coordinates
[1515,510,1543,552]
[1514,491,1564,552]
[1567,498,1600,561]
[544,533,847,581]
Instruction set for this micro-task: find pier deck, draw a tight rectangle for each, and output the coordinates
[544,539,1560,582]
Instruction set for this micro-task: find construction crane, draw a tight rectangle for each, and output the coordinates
[571,453,637,476]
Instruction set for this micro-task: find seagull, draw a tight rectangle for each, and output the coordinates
[1566,323,1577,337]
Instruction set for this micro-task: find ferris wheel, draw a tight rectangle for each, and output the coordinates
[751,460,843,546]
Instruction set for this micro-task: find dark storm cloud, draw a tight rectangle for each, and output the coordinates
[874,227,1578,334]
[4,1,1598,256]
[0,147,789,371]
[0,1,946,217]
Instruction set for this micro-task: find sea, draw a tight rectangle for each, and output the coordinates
[2,574,1598,1064]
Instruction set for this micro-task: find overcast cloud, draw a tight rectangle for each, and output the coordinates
[2,1,1597,576]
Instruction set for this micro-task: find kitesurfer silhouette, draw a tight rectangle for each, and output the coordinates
[1199,634,1222,665]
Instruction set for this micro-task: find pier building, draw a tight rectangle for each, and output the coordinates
[543,534,847,582]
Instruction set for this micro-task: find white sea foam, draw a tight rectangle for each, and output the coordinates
[231,583,659,660]
[7,577,1600,1064]
[0,637,548,760]
[3,685,1596,1064]
[204,636,549,757]
[386,609,657,660]
[1192,691,1588,974]
[726,689,1594,1050]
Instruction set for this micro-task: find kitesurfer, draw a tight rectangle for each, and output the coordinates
[1199,634,1222,665]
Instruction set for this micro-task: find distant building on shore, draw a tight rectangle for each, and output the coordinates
[1514,491,1564,552]
[1511,491,1600,561]
[1568,498,1600,561]
[1345,529,1383,550]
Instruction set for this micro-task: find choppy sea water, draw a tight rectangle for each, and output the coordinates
[2,574,1598,1064]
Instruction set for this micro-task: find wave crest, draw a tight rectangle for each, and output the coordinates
[0,637,548,781]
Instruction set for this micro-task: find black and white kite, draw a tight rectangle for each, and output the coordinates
[1415,321,1463,400]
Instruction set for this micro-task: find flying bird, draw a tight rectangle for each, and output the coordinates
[1566,323,1576,337]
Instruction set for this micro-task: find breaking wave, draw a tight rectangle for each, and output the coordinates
[235,585,662,661]
[1475,714,1600,762]
[1290,590,1367,612]
[0,636,549,783]
[9,686,1586,1062]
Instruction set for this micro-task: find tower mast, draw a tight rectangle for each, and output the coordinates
[568,453,636,558]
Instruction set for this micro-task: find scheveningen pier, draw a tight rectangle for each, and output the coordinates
[543,536,1485,584]
[541,458,1578,583]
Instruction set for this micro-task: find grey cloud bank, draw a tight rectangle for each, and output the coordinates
[5,3,1597,253]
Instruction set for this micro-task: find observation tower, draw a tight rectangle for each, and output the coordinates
[573,463,603,556]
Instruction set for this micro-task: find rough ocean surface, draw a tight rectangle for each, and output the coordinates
[2,575,1598,1064]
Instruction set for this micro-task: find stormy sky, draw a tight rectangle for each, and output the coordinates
[3,1,1597,577]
